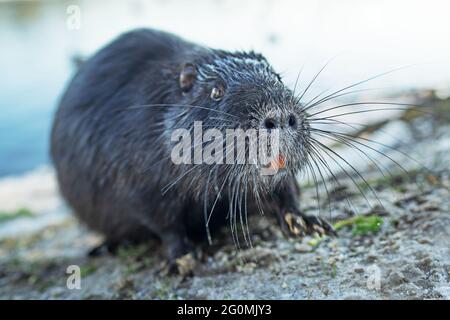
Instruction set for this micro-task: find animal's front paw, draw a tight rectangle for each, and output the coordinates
[283,212,337,238]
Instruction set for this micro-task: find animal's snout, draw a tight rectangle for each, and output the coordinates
[263,113,298,130]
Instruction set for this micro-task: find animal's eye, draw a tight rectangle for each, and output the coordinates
[210,87,224,101]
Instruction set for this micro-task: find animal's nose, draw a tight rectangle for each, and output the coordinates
[263,118,277,129]
[263,114,297,129]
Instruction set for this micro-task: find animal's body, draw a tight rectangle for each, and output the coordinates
[51,29,334,270]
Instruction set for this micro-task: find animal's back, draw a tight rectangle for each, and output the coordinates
[50,29,195,241]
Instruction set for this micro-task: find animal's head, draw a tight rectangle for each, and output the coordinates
[172,50,311,192]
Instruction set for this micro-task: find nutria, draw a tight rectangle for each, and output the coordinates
[51,29,335,272]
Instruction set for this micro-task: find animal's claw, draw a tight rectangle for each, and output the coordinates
[283,212,337,238]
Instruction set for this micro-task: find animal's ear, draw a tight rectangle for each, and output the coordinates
[179,63,197,93]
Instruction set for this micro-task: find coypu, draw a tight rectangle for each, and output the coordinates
[51,29,335,272]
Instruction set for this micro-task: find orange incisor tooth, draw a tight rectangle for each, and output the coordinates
[269,154,286,170]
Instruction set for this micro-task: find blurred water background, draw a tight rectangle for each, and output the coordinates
[1,0,450,177]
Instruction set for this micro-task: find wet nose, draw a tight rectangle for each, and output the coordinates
[263,114,297,130]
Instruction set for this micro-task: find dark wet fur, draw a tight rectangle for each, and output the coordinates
[51,29,336,267]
